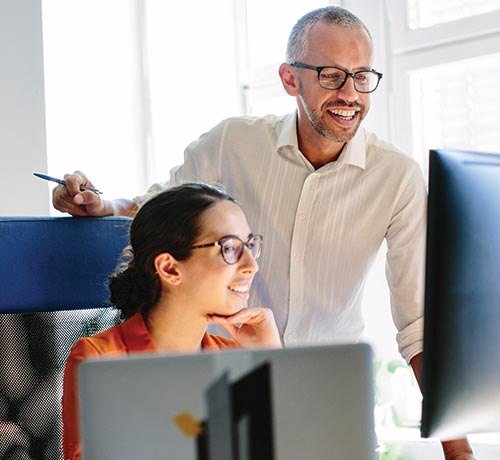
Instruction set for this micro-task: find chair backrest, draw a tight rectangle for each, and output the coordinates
[0,216,132,460]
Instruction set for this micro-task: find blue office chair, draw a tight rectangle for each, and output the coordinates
[0,216,132,460]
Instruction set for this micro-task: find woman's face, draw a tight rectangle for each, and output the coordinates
[178,200,259,316]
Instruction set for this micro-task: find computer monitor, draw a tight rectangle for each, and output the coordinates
[421,148,500,439]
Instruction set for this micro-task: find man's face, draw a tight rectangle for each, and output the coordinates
[294,23,374,144]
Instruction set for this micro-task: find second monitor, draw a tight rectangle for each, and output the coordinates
[421,148,500,439]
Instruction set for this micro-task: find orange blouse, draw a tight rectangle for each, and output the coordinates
[62,312,238,460]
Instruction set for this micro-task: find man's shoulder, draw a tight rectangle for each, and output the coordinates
[363,129,420,170]
[220,112,292,133]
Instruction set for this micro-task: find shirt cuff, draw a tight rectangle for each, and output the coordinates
[132,182,169,209]
[396,316,424,364]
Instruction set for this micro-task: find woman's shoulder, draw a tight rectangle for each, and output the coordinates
[68,322,127,362]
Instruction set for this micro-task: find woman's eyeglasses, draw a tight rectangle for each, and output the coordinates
[191,234,263,265]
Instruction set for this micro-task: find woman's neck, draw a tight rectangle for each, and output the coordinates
[143,300,207,353]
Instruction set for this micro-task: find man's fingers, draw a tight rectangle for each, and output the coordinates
[63,172,91,196]
[52,186,76,210]
[73,190,100,206]
[52,184,103,216]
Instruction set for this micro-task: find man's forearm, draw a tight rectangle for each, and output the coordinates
[409,353,474,459]
[106,198,138,218]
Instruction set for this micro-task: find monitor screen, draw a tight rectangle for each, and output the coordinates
[421,149,500,439]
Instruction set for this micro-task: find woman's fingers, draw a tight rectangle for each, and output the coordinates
[207,307,281,348]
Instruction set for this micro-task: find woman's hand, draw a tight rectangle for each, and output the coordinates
[207,307,282,348]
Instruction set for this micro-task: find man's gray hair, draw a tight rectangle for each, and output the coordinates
[286,6,371,63]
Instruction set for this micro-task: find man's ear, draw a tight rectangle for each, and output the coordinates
[154,253,181,286]
[279,63,300,97]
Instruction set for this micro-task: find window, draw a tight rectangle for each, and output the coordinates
[388,0,500,171]
[385,0,500,445]
[142,0,328,183]
[42,0,148,207]
[143,0,242,184]
[42,0,338,198]
[238,0,333,116]
[409,52,500,175]
[408,0,500,29]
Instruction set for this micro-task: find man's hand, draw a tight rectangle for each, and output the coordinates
[207,307,281,348]
[52,171,110,216]
[52,170,138,217]
[410,353,476,460]
[442,439,476,460]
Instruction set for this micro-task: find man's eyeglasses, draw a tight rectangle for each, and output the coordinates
[191,234,263,265]
[290,62,383,93]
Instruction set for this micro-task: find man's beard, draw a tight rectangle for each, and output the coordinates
[300,95,366,143]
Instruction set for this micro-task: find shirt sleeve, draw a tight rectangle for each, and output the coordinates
[132,120,227,208]
[385,161,428,364]
[61,338,101,460]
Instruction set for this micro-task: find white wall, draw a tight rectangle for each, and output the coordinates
[0,0,50,215]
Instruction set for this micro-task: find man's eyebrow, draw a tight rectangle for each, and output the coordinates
[322,63,373,72]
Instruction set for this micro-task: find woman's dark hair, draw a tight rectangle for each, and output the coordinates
[109,182,238,319]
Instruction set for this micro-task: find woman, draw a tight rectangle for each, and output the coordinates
[62,183,281,460]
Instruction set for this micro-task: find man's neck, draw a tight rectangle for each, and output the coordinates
[298,132,346,169]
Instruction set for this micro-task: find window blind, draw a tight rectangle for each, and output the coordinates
[409,52,500,174]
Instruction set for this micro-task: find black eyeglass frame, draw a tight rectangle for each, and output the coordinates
[290,61,383,93]
[191,234,263,265]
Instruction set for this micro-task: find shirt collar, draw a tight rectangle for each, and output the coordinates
[121,312,158,353]
[277,112,300,150]
[277,111,367,170]
[338,127,366,170]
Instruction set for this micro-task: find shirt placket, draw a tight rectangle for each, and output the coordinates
[284,172,319,344]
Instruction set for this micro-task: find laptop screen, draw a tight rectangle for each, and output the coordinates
[78,343,376,460]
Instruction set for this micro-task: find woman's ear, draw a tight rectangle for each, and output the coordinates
[154,253,181,286]
[279,63,300,96]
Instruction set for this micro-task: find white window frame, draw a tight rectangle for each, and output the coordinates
[389,2,500,54]
[386,1,500,162]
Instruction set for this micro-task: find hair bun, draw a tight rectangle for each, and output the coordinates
[109,265,158,319]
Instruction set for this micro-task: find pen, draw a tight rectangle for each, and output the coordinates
[33,172,103,194]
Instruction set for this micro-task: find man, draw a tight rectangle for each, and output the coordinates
[53,7,475,459]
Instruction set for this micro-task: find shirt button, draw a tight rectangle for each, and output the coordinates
[294,255,302,263]
[297,212,306,221]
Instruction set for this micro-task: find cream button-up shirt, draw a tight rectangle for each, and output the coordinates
[136,112,427,363]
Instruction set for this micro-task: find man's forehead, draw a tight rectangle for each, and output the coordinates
[304,23,373,63]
